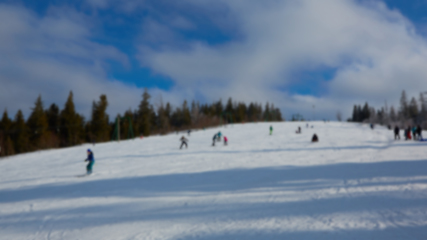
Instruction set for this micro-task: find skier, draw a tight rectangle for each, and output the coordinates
[270,125,273,135]
[212,133,217,146]
[180,136,188,149]
[311,134,319,142]
[412,126,417,140]
[405,127,411,140]
[217,131,222,142]
[224,136,228,146]
[296,127,301,134]
[85,149,95,175]
[394,126,400,140]
[187,129,191,136]
[417,125,423,140]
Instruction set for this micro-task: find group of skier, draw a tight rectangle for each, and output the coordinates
[179,130,230,150]
[81,122,426,176]
[82,123,323,175]
[212,131,228,146]
[394,125,423,140]
[274,124,318,142]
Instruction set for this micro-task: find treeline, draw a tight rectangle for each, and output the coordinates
[0,90,283,157]
[350,90,427,127]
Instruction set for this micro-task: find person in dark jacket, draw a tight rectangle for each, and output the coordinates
[416,125,423,140]
[85,149,95,174]
[312,134,319,142]
[180,136,188,149]
[394,126,400,140]
[212,134,217,146]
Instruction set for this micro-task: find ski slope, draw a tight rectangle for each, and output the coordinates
[1,122,427,240]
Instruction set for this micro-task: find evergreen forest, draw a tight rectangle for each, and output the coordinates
[350,90,427,128]
[0,90,283,157]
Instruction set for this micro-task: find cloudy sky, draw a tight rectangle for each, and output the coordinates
[1,0,427,120]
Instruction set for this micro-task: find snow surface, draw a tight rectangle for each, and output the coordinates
[1,122,427,240]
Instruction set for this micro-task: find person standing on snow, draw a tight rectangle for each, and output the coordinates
[412,126,417,140]
[270,125,273,135]
[405,127,411,140]
[224,136,228,146]
[217,131,222,141]
[180,136,188,149]
[212,133,217,146]
[416,125,423,140]
[85,149,95,175]
[394,126,400,140]
[311,134,319,142]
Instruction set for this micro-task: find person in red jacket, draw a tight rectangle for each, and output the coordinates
[224,136,228,146]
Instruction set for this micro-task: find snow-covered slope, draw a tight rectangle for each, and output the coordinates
[1,122,427,240]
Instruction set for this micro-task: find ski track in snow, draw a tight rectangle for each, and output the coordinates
[1,122,427,239]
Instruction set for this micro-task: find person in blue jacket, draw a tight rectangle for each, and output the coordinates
[85,149,95,174]
[217,131,222,141]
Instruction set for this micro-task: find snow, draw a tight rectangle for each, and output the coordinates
[1,122,427,239]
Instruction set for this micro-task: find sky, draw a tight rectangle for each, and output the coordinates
[1,0,427,121]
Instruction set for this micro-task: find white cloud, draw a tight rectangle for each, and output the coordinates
[3,0,427,122]
[0,4,143,119]
[137,0,427,120]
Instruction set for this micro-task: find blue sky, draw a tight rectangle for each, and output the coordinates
[1,0,427,120]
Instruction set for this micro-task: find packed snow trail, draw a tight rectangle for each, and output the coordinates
[1,122,427,239]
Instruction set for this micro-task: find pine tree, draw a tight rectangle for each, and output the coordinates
[235,102,247,122]
[120,110,135,139]
[0,110,12,132]
[263,102,271,121]
[408,97,419,120]
[352,105,358,122]
[27,95,49,149]
[276,108,284,121]
[46,104,60,132]
[156,104,168,134]
[214,100,223,117]
[225,98,233,114]
[247,103,256,122]
[362,103,370,122]
[171,107,182,128]
[190,100,201,125]
[356,105,362,122]
[60,91,84,146]
[165,103,172,122]
[400,90,409,119]
[182,100,191,126]
[149,105,157,132]
[390,106,396,122]
[90,94,110,142]
[419,93,427,122]
[2,136,15,156]
[12,110,29,154]
[138,89,152,136]
[0,110,14,156]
